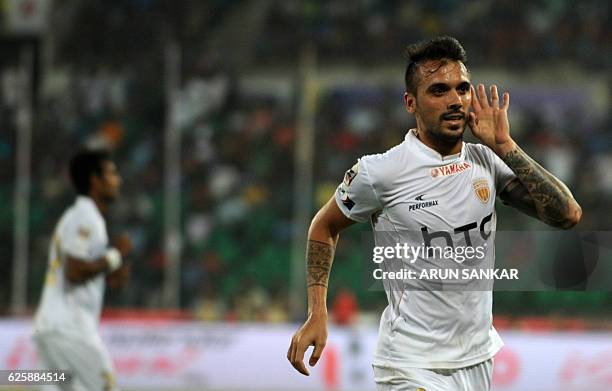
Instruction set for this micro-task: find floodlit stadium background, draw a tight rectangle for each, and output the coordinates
[0,1,611,390]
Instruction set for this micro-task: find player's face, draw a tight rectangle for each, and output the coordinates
[96,160,121,202]
[404,60,471,145]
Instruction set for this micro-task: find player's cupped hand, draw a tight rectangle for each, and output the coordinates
[287,313,328,376]
[469,84,516,156]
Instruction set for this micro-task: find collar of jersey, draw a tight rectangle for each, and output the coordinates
[406,128,465,162]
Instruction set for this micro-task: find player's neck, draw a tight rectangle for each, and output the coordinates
[88,193,109,216]
[414,128,462,156]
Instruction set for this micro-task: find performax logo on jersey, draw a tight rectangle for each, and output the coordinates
[430,161,471,178]
[409,195,439,212]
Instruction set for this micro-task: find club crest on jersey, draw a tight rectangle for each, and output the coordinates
[430,161,471,178]
[343,162,359,186]
[472,178,491,203]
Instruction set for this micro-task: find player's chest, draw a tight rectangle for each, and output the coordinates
[381,160,495,228]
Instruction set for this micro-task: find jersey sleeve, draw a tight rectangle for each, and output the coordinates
[59,218,99,260]
[334,158,382,223]
[490,149,517,195]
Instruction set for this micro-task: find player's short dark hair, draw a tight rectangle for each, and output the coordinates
[69,149,111,195]
[404,36,468,95]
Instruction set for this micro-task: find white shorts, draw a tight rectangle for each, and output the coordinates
[33,331,119,391]
[373,359,493,391]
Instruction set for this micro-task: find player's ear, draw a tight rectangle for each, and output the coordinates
[404,92,416,113]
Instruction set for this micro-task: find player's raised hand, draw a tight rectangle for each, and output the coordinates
[469,84,516,156]
[287,313,328,376]
[107,233,132,288]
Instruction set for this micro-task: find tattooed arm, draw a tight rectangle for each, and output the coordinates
[288,197,356,376]
[306,240,335,309]
[468,84,581,229]
[499,145,582,229]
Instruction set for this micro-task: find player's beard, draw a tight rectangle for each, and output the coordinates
[424,113,466,148]
[429,123,465,144]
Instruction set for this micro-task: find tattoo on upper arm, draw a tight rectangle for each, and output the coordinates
[307,240,335,288]
[501,147,571,227]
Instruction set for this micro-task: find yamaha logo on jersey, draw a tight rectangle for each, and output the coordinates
[430,161,471,178]
[473,178,491,203]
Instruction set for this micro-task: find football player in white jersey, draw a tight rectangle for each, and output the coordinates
[33,150,131,391]
[288,36,582,390]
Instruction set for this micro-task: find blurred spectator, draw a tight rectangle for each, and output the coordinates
[332,286,359,326]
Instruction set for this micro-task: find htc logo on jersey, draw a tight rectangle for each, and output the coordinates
[421,213,493,248]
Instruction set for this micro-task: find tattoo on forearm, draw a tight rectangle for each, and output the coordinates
[307,240,335,288]
[501,146,574,227]
[500,180,539,220]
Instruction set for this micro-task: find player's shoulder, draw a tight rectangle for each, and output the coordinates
[67,198,96,218]
[359,137,410,175]
[59,198,102,234]
[349,137,415,193]
[465,142,490,155]
[464,142,498,165]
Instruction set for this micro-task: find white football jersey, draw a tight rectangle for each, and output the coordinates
[33,196,109,338]
[335,129,516,369]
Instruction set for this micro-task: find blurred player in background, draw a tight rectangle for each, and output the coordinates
[288,36,582,390]
[32,150,131,391]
